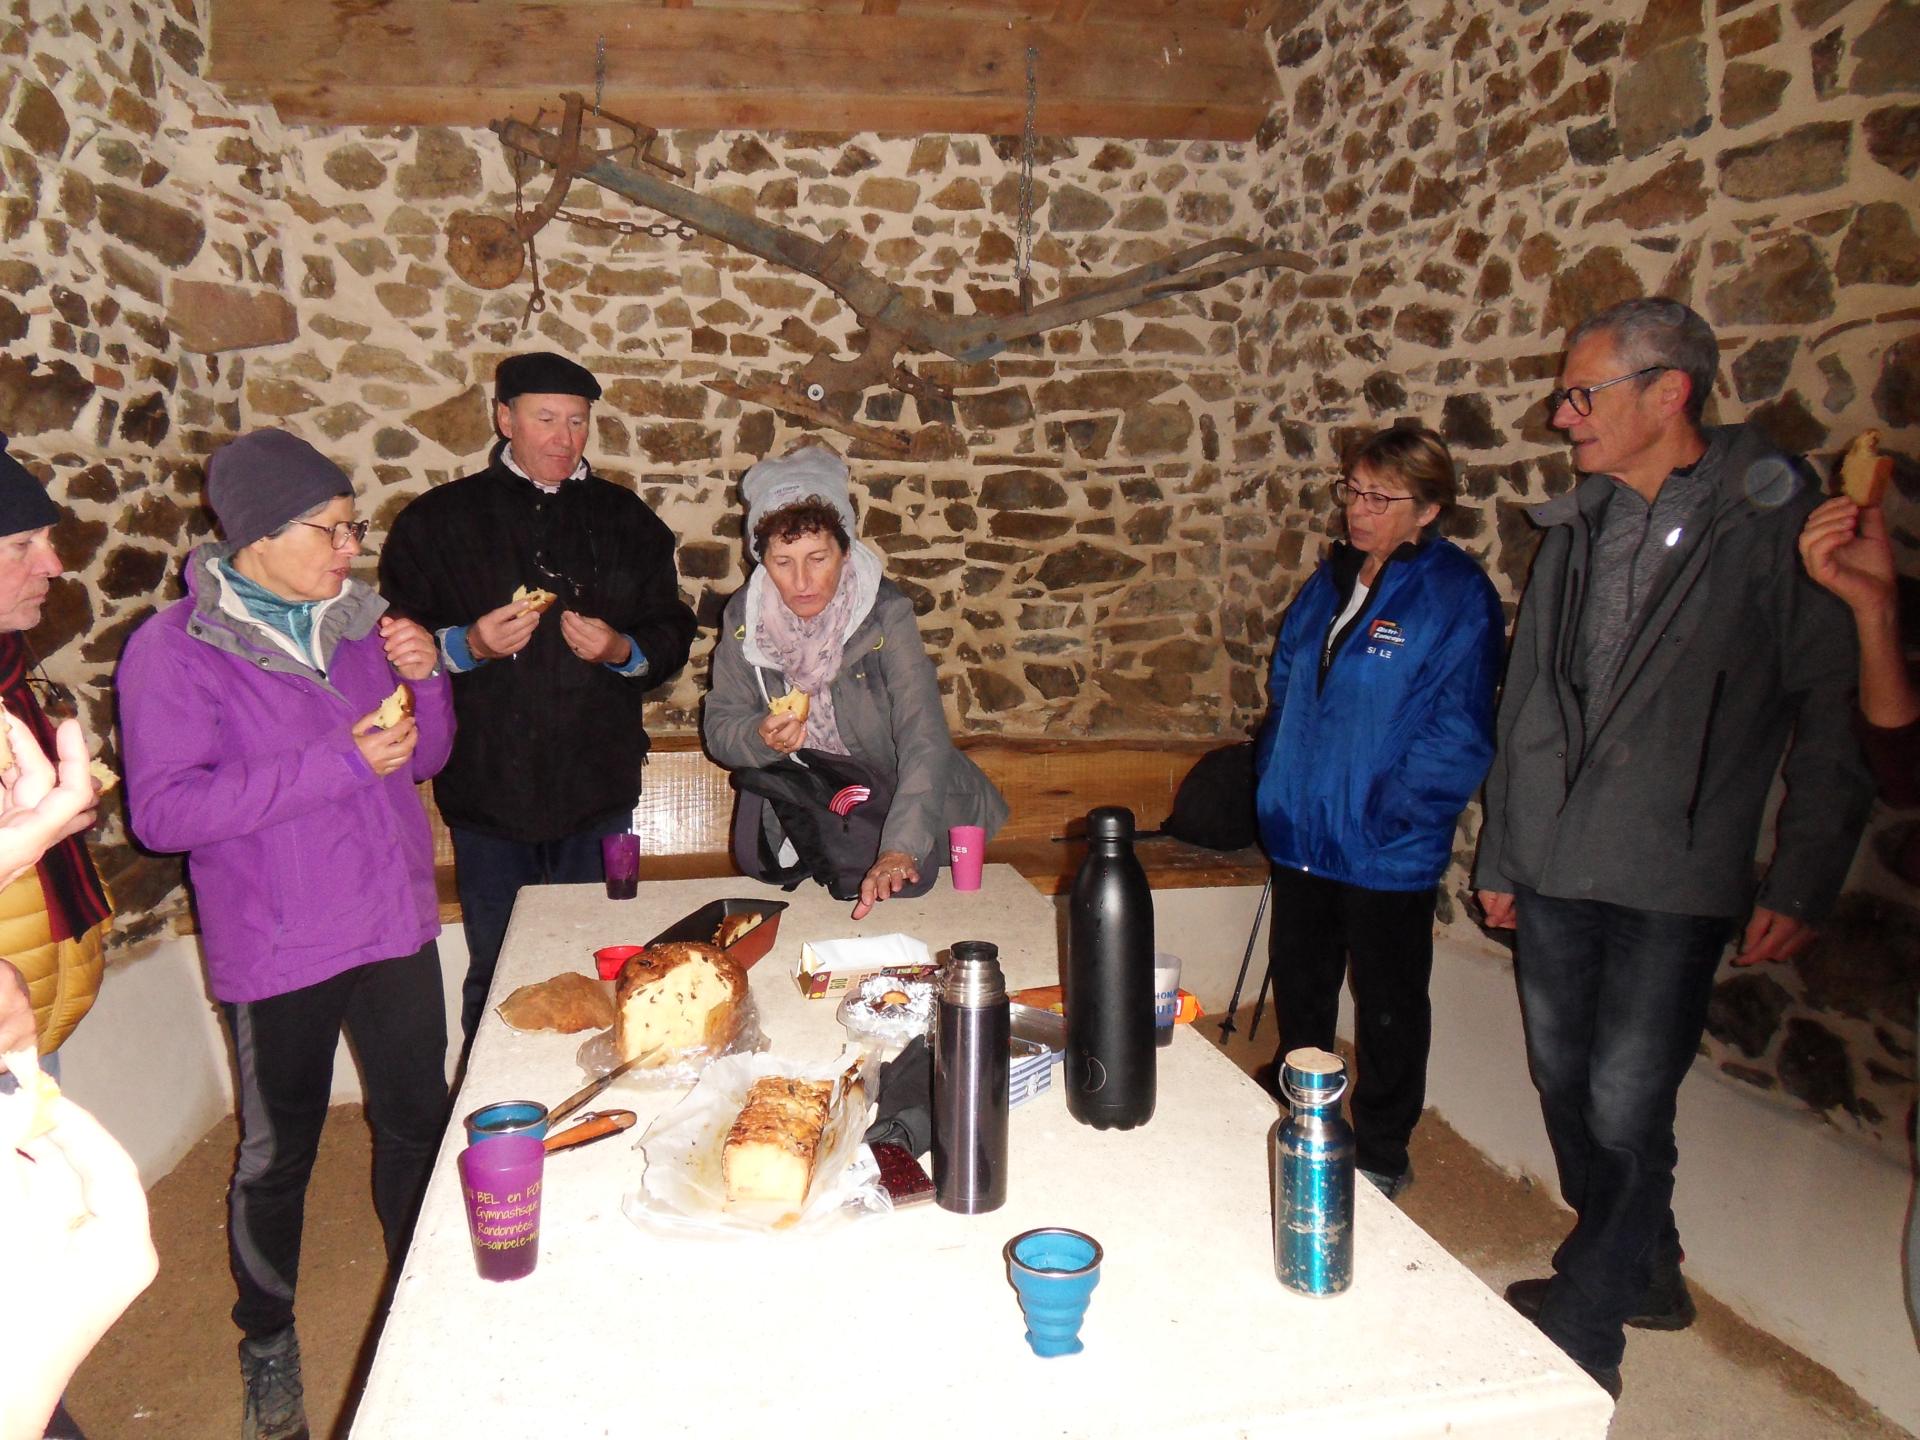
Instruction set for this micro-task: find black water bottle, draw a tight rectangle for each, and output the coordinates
[933,940,1010,1212]
[1065,806,1156,1130]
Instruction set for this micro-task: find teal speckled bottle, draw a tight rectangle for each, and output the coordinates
[1271,1047,1355,1296]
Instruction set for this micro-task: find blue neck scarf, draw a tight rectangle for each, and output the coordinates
[220,558,322,660]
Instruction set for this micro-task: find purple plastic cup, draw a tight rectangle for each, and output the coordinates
[458,1135,544,1282]
[949,825,986,892]
[602,832,640,900]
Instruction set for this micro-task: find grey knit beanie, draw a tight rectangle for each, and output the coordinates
[207,429,354,550]
[740,447,857,559]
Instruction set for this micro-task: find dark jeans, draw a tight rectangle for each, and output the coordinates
[1266,864,1437,1178]
[1513,887,1729,1369]
[451,819,626,1045]
[222,944,448,1341]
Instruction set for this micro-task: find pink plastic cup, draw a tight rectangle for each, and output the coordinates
[458,1135,544,1281]
[602,833,639,900]
[949,824,986,892]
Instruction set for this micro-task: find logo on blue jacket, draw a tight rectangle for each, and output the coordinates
[1365,617,1406,657]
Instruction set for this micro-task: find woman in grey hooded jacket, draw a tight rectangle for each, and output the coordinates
[704,446,1006,920]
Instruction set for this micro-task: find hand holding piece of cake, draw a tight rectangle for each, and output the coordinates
[513,583,559,614]
[767,689,809,723]
[369,683,414,731]
[1840,429,1894,507]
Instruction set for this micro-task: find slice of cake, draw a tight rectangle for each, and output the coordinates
[722,1075,833,1206]
[611,941,748,1066]
[1840,429,1893,507]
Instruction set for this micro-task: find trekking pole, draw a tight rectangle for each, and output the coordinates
[1248,957,1273,1043]
[1215,876,1271,1043]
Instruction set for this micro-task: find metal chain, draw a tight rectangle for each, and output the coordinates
[554,208,698,242]
[1017,44,1038,309]
[509,113,696,329]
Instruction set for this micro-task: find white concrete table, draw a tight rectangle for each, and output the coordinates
[352,867,1610,1438]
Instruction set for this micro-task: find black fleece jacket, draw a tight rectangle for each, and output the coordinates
[379,444,695,842]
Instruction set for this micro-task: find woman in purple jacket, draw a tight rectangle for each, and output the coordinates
[120,430,454,1440]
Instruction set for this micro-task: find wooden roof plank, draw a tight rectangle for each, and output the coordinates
[238,83,1269,141]
[208,1,1274,139]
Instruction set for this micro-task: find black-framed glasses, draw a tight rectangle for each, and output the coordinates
[1548,366,1667,418]
[1333,480,1420,515]
[291,519,371,550]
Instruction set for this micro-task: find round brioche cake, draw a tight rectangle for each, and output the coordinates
[612,940,749,1066]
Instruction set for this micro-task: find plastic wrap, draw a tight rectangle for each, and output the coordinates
[573,990,769,1090]
[622,1048,888,1238]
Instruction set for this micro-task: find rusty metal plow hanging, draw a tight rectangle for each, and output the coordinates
[473,95,1314,456]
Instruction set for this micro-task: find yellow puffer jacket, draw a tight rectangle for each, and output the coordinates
[1,869,109,1054]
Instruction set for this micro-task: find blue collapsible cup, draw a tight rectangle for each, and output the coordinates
[1005,1227,1103,1357]
[463,1100,550,1145]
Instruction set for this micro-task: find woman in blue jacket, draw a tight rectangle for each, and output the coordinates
[1253,424,1502,1197]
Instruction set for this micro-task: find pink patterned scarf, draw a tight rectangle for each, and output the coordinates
[754,557,858,755]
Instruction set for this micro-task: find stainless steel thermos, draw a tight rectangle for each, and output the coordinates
[933,940,1010,1213]
[1270,1046,1355,1296]
[1065,806,1156,1130]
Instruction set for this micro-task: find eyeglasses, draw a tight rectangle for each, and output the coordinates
[1333,480,1420,515]
[1547,366,1667,418]
[291,519,371,550]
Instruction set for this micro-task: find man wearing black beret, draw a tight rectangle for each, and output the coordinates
[380,353,695,1047]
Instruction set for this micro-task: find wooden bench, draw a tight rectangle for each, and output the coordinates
[424,733,1266,920]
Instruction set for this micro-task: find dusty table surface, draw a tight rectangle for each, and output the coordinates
[351,868,1610,1439]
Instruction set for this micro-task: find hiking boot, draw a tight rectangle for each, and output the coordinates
[239,1327,309,1440]
[1505,1270,1697,1331]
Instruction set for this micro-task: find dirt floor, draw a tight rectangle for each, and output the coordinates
[67,1010,1917,1439]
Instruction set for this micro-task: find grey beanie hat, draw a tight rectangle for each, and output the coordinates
[740,447,857,559]
[207,429,354,551]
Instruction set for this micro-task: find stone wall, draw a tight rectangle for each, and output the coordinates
[3,0,1915,1147]
[3,0,1274,938]
[1238,0,1919,1150]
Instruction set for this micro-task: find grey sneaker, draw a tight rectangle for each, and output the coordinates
[239,1328,309,1440]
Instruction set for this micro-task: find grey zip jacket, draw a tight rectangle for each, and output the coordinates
[705,565,1008,868]
[1473,424,1873,921]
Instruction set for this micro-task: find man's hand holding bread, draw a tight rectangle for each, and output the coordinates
[1799,430,1901,625]
[467,596,542,661]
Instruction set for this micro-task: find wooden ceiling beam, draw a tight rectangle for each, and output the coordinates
[209,1,1274,140]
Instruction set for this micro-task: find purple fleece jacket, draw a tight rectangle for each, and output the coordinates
[120,552,454,1003]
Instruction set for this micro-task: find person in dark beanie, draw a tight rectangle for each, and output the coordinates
[119,428,454,1440]
[0,432,115,1440]
[380,352,695,1046]
[0,435,111,1064]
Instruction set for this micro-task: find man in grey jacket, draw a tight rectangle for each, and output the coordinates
[1472,299,1873,1399]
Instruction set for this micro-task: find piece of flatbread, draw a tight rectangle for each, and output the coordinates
[513,583,559,614]
[496,971,617,1034]
[370,684,413,730]
[89,759,118,793]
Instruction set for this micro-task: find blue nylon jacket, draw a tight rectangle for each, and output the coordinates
[1253,535,1503,892]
